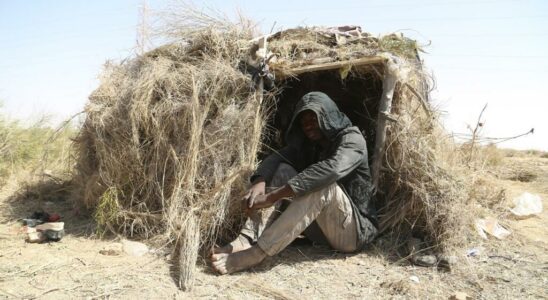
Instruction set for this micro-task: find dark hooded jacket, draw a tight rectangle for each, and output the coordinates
[252,91,378,248]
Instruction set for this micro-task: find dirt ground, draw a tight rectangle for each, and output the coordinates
[1,152,546,299]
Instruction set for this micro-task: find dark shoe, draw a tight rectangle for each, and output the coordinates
[44,229,64,242]
[21,219,44,227]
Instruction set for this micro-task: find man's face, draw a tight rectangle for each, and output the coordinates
[299,110,323,142]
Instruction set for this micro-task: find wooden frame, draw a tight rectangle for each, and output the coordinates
[271,56,386,79]
[269,55,396,191]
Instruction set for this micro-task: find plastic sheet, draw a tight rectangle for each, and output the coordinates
[475,217,511,239]
[510,192,543,217]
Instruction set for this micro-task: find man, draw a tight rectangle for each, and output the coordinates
[211,91,378,274]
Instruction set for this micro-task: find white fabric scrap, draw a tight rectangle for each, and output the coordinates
[510,192,543,217]
[475,217,511,240]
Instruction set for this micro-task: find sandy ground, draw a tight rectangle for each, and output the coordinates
[0,153,546,299]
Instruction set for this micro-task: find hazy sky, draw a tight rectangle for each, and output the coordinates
[0,0,546,150]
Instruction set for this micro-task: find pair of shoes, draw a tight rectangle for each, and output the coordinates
[44,229,65,241]
[38,222,65,242]
[20,218,45,227]
[25,222,65,243]
[21,212,61,227]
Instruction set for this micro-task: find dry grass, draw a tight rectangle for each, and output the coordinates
[71,11,271,289]
[475,146,543,183]
[0,116,74,182]
[0,114,76,207]
[377,103,472,251]
[501,147,547,158]
[267,28,421,70]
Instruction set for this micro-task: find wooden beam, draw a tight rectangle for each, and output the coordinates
[272,56,386,79]
[371,65,398,191]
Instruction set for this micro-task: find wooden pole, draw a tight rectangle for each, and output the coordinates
[272,56,386,79]
[249,36,267,161]
[371,62,398,191]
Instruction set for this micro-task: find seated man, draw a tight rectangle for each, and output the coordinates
[211,91,378,274]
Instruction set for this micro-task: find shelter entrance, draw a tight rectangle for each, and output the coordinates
[268,64,385,160]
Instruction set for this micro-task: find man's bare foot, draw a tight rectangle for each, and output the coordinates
[211,245,267,275]
[211,235,252,255]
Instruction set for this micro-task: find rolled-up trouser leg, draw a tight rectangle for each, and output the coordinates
[240,163,297,242]
[257,182,358,256]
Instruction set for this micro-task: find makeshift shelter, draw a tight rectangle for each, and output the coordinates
[73,23,469,290]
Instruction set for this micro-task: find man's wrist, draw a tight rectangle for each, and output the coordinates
[251,176,266,185]
[267,185,295,203]
[265,193,275,205]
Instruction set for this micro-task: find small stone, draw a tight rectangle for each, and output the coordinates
[122,239,149,257]
[412,254,437,267]
[99,249,121,256]
[438,255,457,271]
[409,275,420,283]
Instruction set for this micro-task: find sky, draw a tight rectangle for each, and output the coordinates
[0,0,546,150]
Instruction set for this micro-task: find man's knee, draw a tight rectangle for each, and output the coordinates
[337,244,359,253]
[275,163,297,177]
[270,163,297,188]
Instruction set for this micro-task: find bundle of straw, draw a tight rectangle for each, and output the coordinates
[73,23,268,288]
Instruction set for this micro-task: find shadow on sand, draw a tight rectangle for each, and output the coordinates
[3,177,95,237]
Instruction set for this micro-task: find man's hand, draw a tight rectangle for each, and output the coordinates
[247,194,273,210]
[246,184,296,212]
[243,178,266,212]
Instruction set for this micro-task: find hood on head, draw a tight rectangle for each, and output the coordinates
[286,92,352,145]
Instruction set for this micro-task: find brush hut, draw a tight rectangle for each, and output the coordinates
[74,25,467,290]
